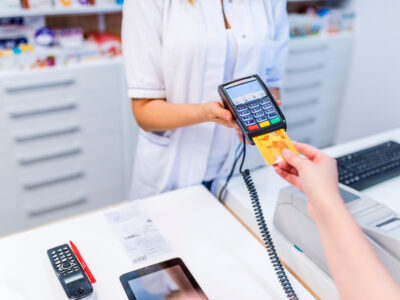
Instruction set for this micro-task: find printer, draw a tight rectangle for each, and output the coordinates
[273,184,400,285]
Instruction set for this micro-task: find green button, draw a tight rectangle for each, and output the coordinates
[271,117,281,124]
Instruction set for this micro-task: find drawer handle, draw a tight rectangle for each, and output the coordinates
[9,102,77,119]
[284,82,322,93]
[23,170,84,190]
[289,117,316,128]
[5,79,75,94]
[289,45,327,55]
[282,98,318,110]
[286,64,325,74]
[27,196,87,217]
[15,125,80,142]
[18,147,82,165]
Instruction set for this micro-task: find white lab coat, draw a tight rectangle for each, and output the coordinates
[122,0,289,199]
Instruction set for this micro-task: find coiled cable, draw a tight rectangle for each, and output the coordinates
[238,136,298,300]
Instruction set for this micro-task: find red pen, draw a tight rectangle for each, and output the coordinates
[70,241,96,284]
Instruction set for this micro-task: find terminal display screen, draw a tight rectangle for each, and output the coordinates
[226,79,267,106]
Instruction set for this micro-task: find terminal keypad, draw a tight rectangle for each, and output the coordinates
[237,97,281,131]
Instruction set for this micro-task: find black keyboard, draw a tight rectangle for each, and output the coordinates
[336,141,400,191]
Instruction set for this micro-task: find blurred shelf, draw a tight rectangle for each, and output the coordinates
[0,5,122,18]
[0,57,123,78]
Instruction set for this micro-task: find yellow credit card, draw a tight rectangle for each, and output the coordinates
[253,129,299,165]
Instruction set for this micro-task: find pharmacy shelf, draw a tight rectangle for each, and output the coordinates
[0,5,122,18]
[0,57,123,78]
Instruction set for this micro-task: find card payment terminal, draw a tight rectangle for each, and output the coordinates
[218,74,286,145]
[218,75,298,300]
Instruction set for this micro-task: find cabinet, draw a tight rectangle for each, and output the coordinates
[282,33,354,147]
[0,60,134,235]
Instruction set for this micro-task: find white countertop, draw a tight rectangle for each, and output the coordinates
[0,185,313,300]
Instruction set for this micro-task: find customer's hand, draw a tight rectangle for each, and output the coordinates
[201,101,236,128]
[273,142,342,219]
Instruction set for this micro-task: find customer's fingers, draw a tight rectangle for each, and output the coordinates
[292,141,319,160]
[274,166,302,191]
[282,148,305,170]
[276,160,298,176]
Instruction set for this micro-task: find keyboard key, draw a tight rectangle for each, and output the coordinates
[260,121,270,128]
[239,110,250,116]
[237,105,247,112]
[242,115,253,121]
[260,99,271,105]
[245,120,256,126]
[262,104,272,110]
[266,108,275,114]
[254,111,265,118]
[251,108,262,113]
[268,113,278,119]
[256,117,268,123]
[248,103,260,109]
[248,124,259,131]
[270,117,281,124]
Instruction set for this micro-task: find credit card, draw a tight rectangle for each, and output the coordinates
[253,129,299,165]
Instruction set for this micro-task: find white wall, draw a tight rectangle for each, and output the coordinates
[336,0,400,143]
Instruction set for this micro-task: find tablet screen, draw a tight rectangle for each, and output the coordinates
[120,258,208,300]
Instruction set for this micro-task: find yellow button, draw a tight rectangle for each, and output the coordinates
[260,121,270,128]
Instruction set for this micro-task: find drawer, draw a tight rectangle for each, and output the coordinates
[3,90,120,128]
[1,71,76,101]
[0,179,20,237]
[282,84,323,107]
[282,70,325,89]
[282,99,321,124]
[20,158,123,215]
[20,182,124,230]
[13,132,122,175]
[19,156,122,194]
[287,114,336,145]
[8,110,120,145]
[1,62,122,102]
[286,40,328,70]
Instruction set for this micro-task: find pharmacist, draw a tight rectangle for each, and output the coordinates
[122,0,289,199]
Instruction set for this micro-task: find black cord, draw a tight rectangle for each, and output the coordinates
[218,142,244,203]
[239,135,298,300]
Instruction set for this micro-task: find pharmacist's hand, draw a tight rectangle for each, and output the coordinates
[270,88,282,106]
[202,101,236,128]
[273,142,341,214]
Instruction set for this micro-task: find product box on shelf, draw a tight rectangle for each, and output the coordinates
[22,0,52,9]
[0,0,21,9]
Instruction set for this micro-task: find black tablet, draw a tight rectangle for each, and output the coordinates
[120,258,209,300]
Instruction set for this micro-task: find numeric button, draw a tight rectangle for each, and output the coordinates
[260,99,271,105]
[237,105,247,112]
[254,111,265,118]
[239,109,250,117]
[248,103,260,109]
[242,114,253,121]
[245,120,256,126]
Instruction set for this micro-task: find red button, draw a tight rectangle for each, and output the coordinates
[248,124,259,131]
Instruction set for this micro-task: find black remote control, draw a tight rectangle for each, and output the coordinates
[47,244,93,299]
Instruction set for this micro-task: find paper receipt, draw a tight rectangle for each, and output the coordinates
[104,203,172,264]
[253,129,299,165]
